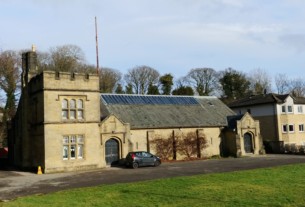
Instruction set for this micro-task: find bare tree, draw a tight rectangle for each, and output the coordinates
[99,67,122,93]
[186,68,218,96]
[274,73,289,94]
[150,134,174,160]
[48,45,86,72]
[36,51,51,73]
[289,78,305,97]
[248,68,272,94]
[124,65,160,94]
[176,131,208,159]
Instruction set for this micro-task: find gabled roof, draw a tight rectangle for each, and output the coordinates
[101,94,235,129]
[228,93,291,108]
[226,112,256,130]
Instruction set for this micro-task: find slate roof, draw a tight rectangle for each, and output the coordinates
[228,93,291,108]
[226,114,244,130]
[100,94,235,129]
[294,97,305,104]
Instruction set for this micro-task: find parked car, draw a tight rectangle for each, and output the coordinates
[125,151,161,169]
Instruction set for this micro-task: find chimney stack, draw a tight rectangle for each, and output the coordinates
[22,45,38,86]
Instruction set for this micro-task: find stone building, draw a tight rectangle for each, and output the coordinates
[229,93,305,153]
[8,50,263,173]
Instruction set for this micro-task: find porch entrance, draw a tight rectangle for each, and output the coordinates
[244,133,254,153]
[105,138,119,165]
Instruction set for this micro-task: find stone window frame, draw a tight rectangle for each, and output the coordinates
[61,97,85,121]
[63,134,85,160]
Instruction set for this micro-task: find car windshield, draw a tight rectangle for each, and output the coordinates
[142,152,150,157]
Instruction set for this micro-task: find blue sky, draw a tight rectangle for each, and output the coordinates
[1,0,305,81]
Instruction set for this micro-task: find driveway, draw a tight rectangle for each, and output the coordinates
[1,154,305,201]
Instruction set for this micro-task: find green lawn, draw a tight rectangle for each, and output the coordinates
[2,164,305,207]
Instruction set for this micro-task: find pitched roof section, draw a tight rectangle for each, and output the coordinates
[101,94,235,129]
[228,93,291,108]
[102,94,198,105]
[294,97,305,104]
[226,114,244,130]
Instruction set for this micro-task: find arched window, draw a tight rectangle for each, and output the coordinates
[62,99,68,119]
[61,98,84,120]
[69,99,76,119]
[77,99,84,119]
[70,99,76,109]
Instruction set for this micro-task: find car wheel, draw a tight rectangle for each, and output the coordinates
[154,160,160,167]
[132,162,139,169]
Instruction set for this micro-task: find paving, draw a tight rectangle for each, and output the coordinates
[1,154,305,201]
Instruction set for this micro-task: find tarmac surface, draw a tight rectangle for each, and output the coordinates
[1,154,305,201]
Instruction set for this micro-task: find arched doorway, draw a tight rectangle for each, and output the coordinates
[244,133,254,153]
[105,138,119,165]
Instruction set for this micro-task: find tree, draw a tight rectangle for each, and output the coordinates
[125,83,134,94]
[39,44,86,72]
[172,78,194,95]
[36,51,51,73]
[274,73,290,94]
[289,78,305,97]
[0,50,21,119]
[186,68,218,96]
[99,67,122,93]
[150,134,174,160]
[147,83,160,95]
[172,85,194,95]
[115,84,124,94]
[124,65,160,94]
[0,50,21,147]
[219,68,250,102]
[248,68,272,95]
[159,73,173,95]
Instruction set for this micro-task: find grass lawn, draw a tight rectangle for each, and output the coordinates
[2,164,305,207]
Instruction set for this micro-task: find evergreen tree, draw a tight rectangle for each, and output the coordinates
[172,86,194,95]
[125,83,134,94]
[147,83,160,95]
[159,73,173,95]
[219,68,250,103]
[115,84,124,94]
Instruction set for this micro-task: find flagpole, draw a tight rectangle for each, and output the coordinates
[95,16,99,75]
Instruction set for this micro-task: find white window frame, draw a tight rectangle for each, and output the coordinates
[298,106,303,113]
[287,105,293,113]
[299,124,304,132]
